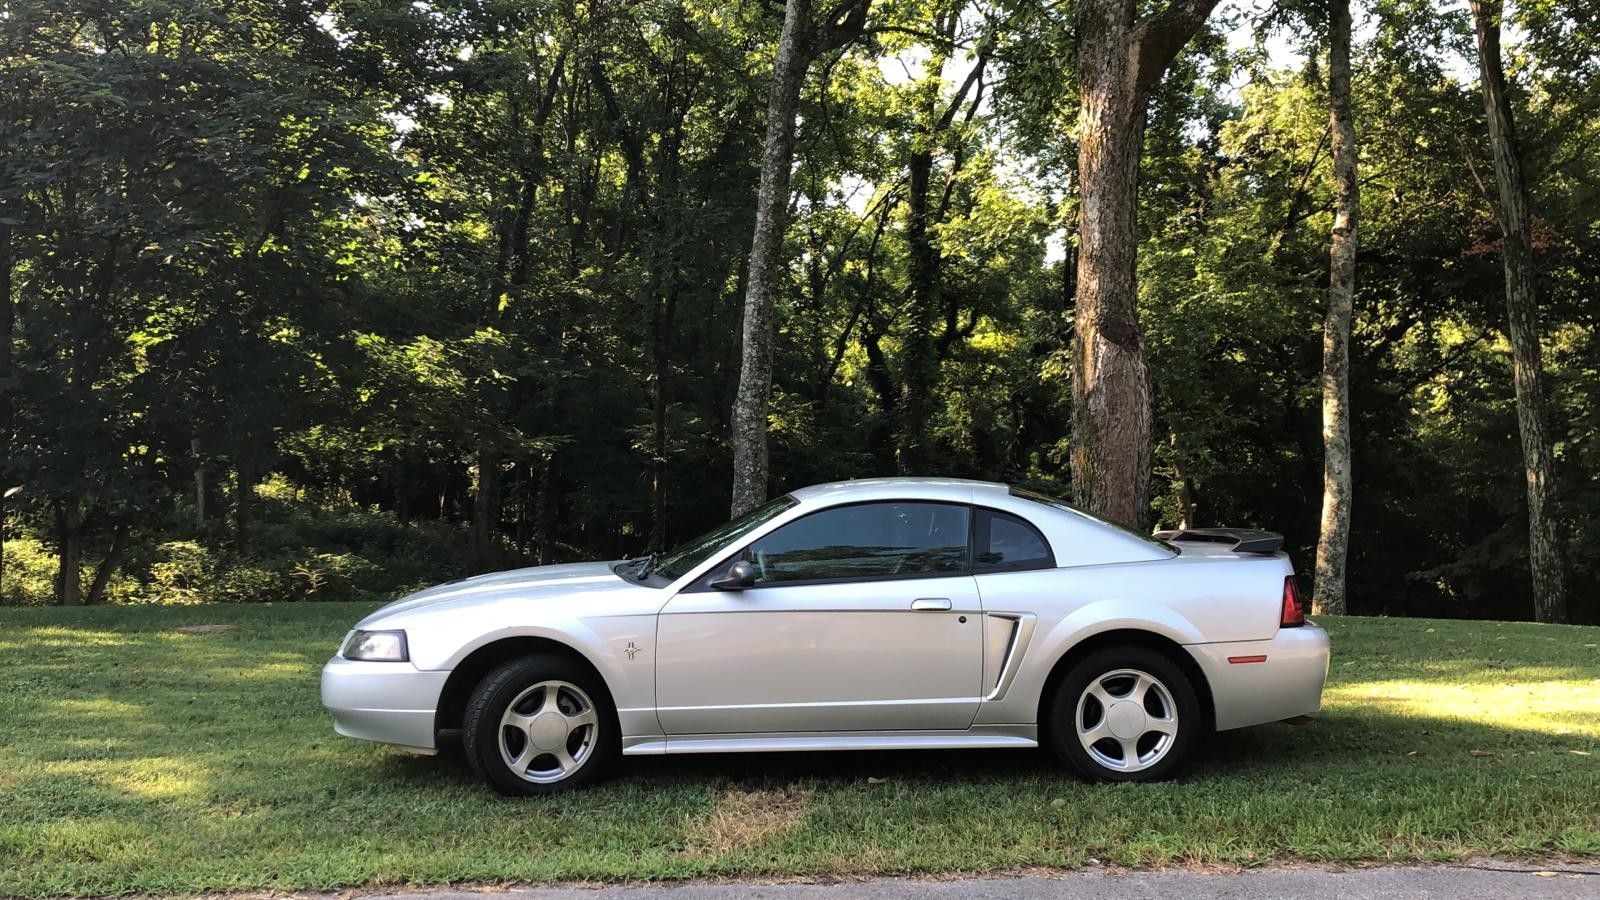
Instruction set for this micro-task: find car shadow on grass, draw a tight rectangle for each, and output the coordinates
[409,704,1600,796]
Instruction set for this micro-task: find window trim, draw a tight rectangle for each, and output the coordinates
[684,499,976,592]
[972,506,1057,574]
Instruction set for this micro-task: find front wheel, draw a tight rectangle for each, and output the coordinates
[462,654,617,795]
[1047,646,1201,782]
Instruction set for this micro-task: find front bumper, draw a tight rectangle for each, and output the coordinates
[320,656,450,753]
[1186,624,1331,731]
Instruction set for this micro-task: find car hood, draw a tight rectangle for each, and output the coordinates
[356,560,645,628]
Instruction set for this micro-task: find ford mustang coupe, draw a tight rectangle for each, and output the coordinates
[322,477,1329,794]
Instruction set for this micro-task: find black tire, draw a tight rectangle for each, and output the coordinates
[1046,645,1201,783]
[462,653,618,795]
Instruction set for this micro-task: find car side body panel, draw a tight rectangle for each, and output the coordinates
[321,477,1330,759]
[655,574,985,734]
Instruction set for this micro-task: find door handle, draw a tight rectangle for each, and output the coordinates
[910,597,953,611]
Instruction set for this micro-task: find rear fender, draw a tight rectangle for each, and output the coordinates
[1039,599,1207,655]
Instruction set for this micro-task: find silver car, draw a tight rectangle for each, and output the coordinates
[322,477,1330,794]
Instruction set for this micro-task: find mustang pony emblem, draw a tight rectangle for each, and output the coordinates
[624,641,641,659]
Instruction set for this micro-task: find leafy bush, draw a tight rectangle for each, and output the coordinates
[3,479,480,606]
[1,537,60,606]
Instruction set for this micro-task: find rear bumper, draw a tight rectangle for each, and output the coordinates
[1187,624,1330,731]
[320,656,450,753]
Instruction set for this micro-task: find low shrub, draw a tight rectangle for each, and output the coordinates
[3,479,485,606]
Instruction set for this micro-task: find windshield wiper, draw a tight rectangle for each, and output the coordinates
[631,552,660,579]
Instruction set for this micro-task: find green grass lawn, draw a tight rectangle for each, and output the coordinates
[1,604,1597,896]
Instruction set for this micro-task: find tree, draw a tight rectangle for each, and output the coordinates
[1312,0,1359,616]
[1467,0,1568,623]
[1069,0,1221,529]
[896,14,991,474]
[730,0,870,517]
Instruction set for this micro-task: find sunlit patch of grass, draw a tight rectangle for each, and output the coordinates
[0,604,1595,895]
[1326,677,1600,736]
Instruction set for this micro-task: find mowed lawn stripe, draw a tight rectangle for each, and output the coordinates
[0,604,1596,896]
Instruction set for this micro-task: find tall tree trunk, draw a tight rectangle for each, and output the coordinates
[897,49,947,475]
[730,0,814,517]
[192,437,207,528]
[647,120,684,552]
[56,498,83,606]
[515,458,532,548]
[0,219,12,588]
[535,452,560,565]
[1313,0,1359,616]
[649,289,675,552]
[234,462,256,551]
[471,170,535,570]
[729,0,870,516]
[1168,431,1196,529]
[85,523,130,605]
[472,447,500,567]
[1469,0,1569,623]
[1070,0,1219,530]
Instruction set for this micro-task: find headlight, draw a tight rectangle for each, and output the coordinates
[341,629,409,662]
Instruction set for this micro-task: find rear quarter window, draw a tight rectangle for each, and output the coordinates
[974,508,1055,572]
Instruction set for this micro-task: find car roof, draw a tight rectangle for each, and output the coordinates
[787,476,1011,505]
[773,477,1174,569]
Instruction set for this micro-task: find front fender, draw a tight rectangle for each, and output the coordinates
[405,613,659,739]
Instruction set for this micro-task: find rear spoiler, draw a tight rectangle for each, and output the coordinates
[1152,527,1284,554]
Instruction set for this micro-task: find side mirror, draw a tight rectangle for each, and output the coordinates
[710,560,757,591]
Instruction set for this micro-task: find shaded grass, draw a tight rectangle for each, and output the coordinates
[0,605,1597,896]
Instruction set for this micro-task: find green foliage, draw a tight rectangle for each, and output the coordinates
[0,536,60,606]
[2,0,1597,621]
[3,479,470,606]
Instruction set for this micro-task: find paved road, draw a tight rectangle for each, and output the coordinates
[363,865,1598,900]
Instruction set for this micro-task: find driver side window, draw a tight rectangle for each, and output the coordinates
[742,502,970,584]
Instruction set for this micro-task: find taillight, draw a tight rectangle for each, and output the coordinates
[1280,576,1305,627]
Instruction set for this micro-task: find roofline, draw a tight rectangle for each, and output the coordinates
[787,476,1011,502]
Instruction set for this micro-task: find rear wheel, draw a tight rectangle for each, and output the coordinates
[462,654,617,795]
[1047,646,1200,782]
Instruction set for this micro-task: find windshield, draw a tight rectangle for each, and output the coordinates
[655,494,797,579]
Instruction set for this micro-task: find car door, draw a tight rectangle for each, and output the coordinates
[655,501,985,735]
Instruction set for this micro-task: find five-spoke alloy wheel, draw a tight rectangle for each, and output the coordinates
[464,654,617,795]
[1048,646,1200,782]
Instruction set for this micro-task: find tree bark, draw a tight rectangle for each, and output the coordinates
[192,437,207,528]
[472,446,501,567]
[647,117,684,552]
[730,0,870,516]
[897,43,949,475]
[0,219,12,588]
[897,30,986,474]
[1312,0,1358,617]
[1168,431,1196,529]
[234,462,255,551]
[85,523,130,605]
[649,286,676,552]
[1070,0,1219,529]
[1469,0,1569,623]
[56,498,83,606]
[729,0,815,517]
[535,452,560,565]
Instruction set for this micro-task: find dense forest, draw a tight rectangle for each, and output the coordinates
[1,0,1595,623]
